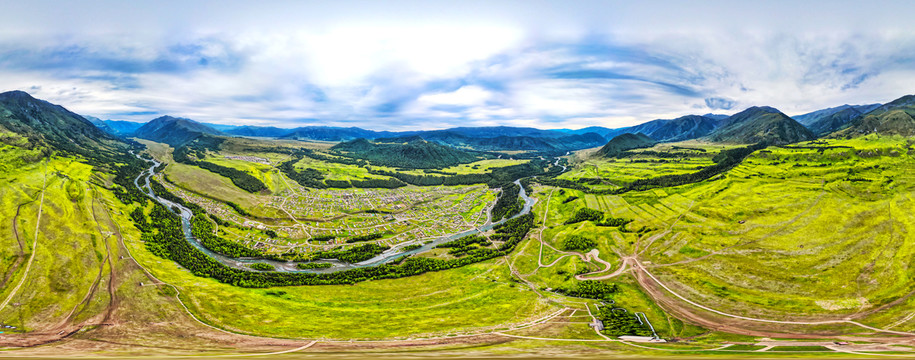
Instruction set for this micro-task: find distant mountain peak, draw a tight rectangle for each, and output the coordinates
[0,90,35,100]
[133,115,222,147]
[746,105,781,114]
[709,106,813,145]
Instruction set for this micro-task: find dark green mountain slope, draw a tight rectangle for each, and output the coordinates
[330,138,482,169]
[562,114,726,141]
[133,116,224,147]
[83,115,116,134]
[618,115,722,142]
[804,107,864,136]
[226,126,294,137]
[708,106,814,144]
[596,133,656,157]
[0,90,121,157]
[104,120,145,135]
[279,126,402,141]
[833,95,915,137]
[793,104,881,136]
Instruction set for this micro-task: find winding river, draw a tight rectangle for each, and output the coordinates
[133,154,537,273]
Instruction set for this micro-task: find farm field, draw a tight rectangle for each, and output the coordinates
[158,175,496,255]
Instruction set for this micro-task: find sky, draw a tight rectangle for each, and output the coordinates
[2,1,915,130]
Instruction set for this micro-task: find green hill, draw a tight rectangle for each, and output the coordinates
[708,106,814,144]
[330,137,482,169]
[833,95,915,137]
[595,133,656,157]
[133,115,223,147]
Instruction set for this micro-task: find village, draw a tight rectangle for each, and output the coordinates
[155,174,496,255]
[223,155,271,165]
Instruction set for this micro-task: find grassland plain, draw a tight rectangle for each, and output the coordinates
[396,158,531,175]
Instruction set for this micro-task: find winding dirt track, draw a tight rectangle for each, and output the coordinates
[523,181,915,339]
[526,189,626,281]
[0,203,29,290]
[0,162,47,312]
[632,257,915,337]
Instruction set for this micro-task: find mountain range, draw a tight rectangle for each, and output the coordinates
[833,95,915,137]
[792,104,881,136]
[76,93,915,153]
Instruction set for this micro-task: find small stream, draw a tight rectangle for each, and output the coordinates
[133,154,536,273]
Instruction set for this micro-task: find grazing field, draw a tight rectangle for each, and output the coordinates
[291,153,394,181]
[124,223,556,339]
[0,155,253,352]
[0,157,108,332]
[561,142,741,190]
[512,185,706,340]
[397,158,531,175]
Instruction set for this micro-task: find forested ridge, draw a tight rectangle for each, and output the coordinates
[330,138,482,169]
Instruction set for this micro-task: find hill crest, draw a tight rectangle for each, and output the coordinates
[708,106,814,144]
[596,132,656,157]
[133,115,223,147]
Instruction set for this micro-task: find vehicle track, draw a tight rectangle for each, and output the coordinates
[90,187,119,324]
[0,202,32,290]
[0,162,47,312]
[633,260,915,337]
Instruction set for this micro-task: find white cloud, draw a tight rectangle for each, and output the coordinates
[3,1,915,129]
[415,86,493,107]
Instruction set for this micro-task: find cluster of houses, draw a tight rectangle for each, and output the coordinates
[160,173,496,256]
[224,155,271,165]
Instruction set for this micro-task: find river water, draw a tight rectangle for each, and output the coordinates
[133,154,537,273]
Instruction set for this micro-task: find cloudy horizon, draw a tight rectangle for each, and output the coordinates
[3,0,915,130]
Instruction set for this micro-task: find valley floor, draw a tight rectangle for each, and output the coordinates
[5,136,915,357]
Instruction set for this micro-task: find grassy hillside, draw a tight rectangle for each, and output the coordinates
[835,94,915,137]
[554,136,915,327]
